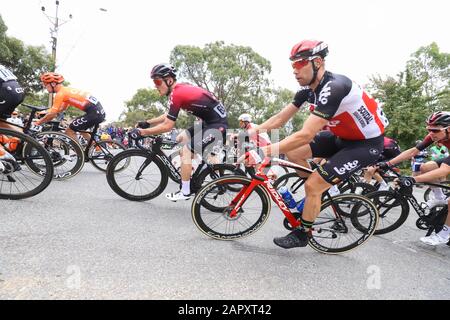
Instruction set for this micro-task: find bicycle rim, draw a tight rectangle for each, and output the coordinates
[28,131,84,180]
[106,149,168,201]
[0,128,53,199]
[191,175,271,240]
[89,140,127,172]
[308,194,379,254]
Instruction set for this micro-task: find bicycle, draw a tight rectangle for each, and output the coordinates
[106,134,246,203]
[0,127,54,199]
[363,168,450,235]
[191,156,379,254]
[0,104,83,181]
[423,180,450,202]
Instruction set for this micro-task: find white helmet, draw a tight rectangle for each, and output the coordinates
[238,113,252,123]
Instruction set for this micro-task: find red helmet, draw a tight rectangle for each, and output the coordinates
[290,40,328,61]
[40,72,64,84]
[426,111,450,127]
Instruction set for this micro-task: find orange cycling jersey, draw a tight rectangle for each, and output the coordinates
[49,86,99,114]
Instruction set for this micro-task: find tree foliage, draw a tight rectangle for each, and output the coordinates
[368,43,449,150]
[0,15,52,95]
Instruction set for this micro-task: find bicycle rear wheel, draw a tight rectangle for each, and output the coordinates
[106,149,168,201]
[362,190,410,235]
[0,128,53,199]
[191,176,271,240]
[30,131,84,180]
[308,194,379,254]
[89,140,127,172]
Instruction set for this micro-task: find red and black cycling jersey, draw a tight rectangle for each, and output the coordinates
[416,134,450,151]
[167,83,227,125]
[292,71,389,140]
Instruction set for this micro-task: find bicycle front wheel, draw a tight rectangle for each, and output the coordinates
[106,149,168,201]
[191,175,271,240]
[308,194,379,254]
[0,128,54,199]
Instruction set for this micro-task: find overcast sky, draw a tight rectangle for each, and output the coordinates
[1,0,449,122]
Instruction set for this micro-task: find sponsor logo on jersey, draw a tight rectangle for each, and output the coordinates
[318,81,332,105]
[333,160,359,175]
[353,105,374,128]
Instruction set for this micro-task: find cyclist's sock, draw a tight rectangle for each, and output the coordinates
[300,217,314,231]
[437,225,450,239]
[432,187,446,200]
[181,180,191,196]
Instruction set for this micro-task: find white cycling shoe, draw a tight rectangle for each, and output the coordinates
[420,233,450,246]
[165,190,192,202]
[425,198,448,209]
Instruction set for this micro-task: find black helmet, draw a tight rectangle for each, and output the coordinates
[426,111,450,127]
[150,63,177,79]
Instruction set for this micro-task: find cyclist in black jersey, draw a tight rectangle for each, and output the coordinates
[134,63,228,201]
[249,40,389,249]
[0,64,25,131]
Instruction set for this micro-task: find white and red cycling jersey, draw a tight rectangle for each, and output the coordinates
[293,71,389,140]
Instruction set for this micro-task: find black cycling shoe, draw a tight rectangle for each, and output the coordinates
[273,229,309,249]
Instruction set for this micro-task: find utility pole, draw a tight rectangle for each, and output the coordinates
[41,1,72,107]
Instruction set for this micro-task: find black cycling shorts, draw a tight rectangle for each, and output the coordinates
[0,81,25,119]
[69,103,106,131]
[309,130,384,184]
[435,156,450,168]
[379,147,401,162]
[185,122,228,157]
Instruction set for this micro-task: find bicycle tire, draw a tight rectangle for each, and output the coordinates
[195,164,246,211]
[89,140,127,172]
[191,175,271,240]
[106,149,168,201]
[308,194,379,254]
[362,190,410,235]
[30,131,84,180]
[0,128,54,199]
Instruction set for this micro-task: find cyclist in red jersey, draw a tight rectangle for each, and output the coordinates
[35,72,106,141]
[379,112,450,246]
[133,63,228,201]
[250,40,389,249]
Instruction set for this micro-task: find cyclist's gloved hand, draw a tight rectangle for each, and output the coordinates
[376,161,392,170]
[395,176,415,195]
[136,121,150,129]
[129,128,142,140]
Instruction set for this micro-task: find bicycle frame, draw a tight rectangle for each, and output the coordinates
[227,157,315,228]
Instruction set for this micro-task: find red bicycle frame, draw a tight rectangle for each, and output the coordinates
[228,157,314,228]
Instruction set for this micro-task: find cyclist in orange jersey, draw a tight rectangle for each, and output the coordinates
[35,72,106,141]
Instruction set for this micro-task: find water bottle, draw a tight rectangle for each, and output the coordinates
[279,186,297,209]
[296,198,306,213]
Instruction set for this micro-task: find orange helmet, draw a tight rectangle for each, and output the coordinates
[40,72,64,84]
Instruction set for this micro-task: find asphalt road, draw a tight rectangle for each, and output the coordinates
[1,164,449,300]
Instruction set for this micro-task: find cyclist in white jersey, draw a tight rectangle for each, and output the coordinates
[250,40,389,249]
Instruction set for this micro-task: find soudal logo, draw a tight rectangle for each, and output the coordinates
[333,160,359,175]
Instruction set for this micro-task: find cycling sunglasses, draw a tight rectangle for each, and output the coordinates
[427,126,448,133]
[291,59,310,69]
[153,78,164,86]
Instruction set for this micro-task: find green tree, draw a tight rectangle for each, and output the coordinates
[368,43,449,150]
[0,15,52,95]
[170,41,273,125]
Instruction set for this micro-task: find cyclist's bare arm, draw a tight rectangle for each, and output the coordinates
[140,117,175,136]
[265,114,327,156]
[387,147,421,166]
[35,111,58,126]
[412,163,450,183]
[146,113,167,126]
[251,103,299,133]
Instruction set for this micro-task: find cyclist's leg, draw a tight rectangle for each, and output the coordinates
[422,160,447,205]
[274,134,384,249]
